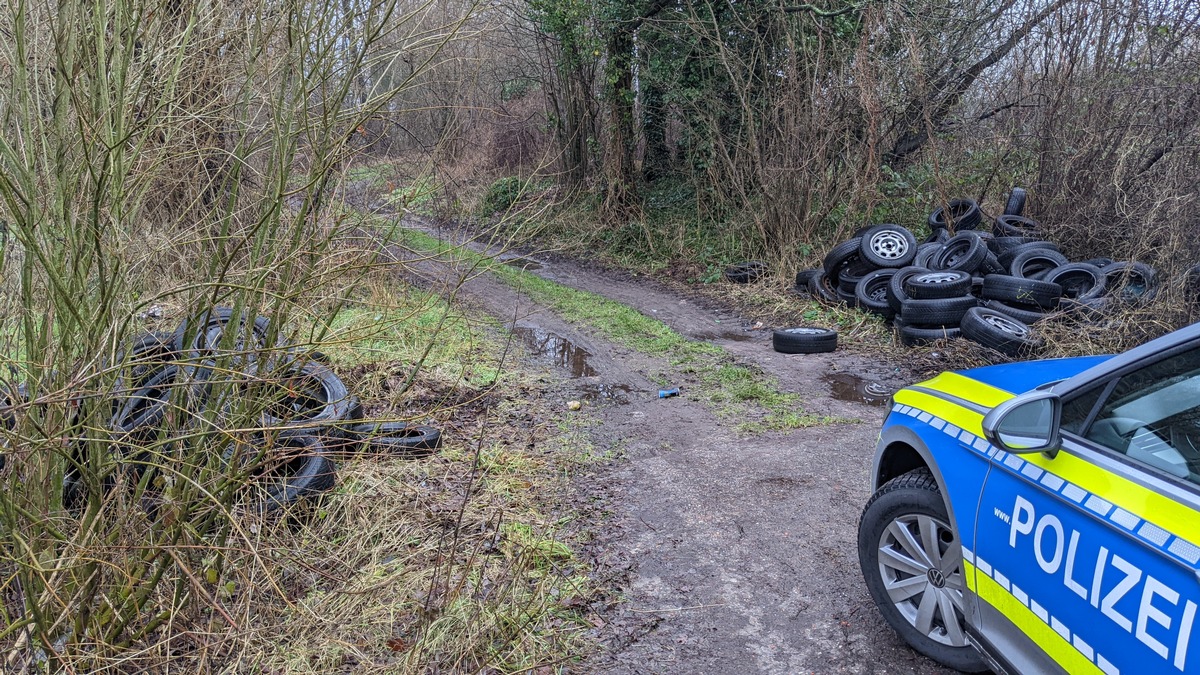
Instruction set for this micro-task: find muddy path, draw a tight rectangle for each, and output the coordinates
[376,216,956,674]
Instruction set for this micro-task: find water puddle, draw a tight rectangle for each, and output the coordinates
[694,331,754,342]
[822,373,892,407]
[501,257,543,271]
[512,327,597,377]
[578,383,641,404]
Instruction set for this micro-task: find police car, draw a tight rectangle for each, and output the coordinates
[858,322,1200,674]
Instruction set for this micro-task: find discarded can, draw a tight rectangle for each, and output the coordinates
[658,388,680,398]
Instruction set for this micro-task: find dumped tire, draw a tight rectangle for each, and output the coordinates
[981,275,1062,310]
[1104,261,1158,303]
[928,199,982,231]
[246,433,337,511]
[795,268,822,288]
[961,307,1041,357]
[253,360,358,436]
[900,296,977,326]
[859,225,918,268]
[856,269,898,318]
[110,365,180,438]
[903,270,972,299]
[930,232,987,273]
[1042,263,1107,301]
[993,215,1041,238]
[1003,188,1027,216]
[837,285,858,307]
[988,235,1038,254]
[808,272,839,303]
[981,299,1045,325]
[914,243,941,268]
[899,324,962,346]
[352,422,443,457]
[772,327,838,354]
[1009,247,1069,279]
[175,307,273,360]
[725,261,767,284]
[887,266,929,314]
[997,241,1061,270]
[923,228,950,245]
[824,238,863,278]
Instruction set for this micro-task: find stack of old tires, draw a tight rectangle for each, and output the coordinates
[796,189,1159,357]
[0,307,443,513]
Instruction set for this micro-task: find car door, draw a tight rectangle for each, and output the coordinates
[972,346,1200,675]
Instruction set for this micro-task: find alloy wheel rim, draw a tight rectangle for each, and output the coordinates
[877,513,969,647]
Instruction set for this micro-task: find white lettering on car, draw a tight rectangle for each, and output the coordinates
[1004,495,1200,669]
[1035,514,1065,574]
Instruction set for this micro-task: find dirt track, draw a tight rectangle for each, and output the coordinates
[390,217,958,674]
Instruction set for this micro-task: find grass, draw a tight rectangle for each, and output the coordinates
[384,222,835,432]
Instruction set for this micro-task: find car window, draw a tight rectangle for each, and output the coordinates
[1061,384,1106,435]
[1082,346,1200,483]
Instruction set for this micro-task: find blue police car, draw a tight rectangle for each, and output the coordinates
[859,322,1200,674]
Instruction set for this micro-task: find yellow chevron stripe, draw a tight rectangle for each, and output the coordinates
[965,560,1102,674]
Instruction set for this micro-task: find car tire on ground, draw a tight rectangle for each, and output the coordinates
[887,266,930,315]
[352,422,443,457]
[795,268,822,288]
[1003,188,1027,217]
[961,306,1041,357]
[856,269,898,318]
[1009,248,1069,279]
[981,299,1045,325]
[725,261,767,284]
[928,199,982,231]
[772,327,838,354]
[898,325,962,346]
[859,225,918,268]
[858,469,989,673]
[900,296,977,326]
[1103,261,1159,304]
[248,434,337,511]
[808,272,839,303]
[1042,263,1107,301]
[904,270,972,300]
[824,238,864,278]
[981,275,1062,310]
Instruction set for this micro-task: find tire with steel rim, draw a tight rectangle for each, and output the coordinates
[903,270,972,300]
[858,469,987,672]
[960,306,1042,357]
[859,225,918,268]
[771,327,837,354]
[855,269,898,318]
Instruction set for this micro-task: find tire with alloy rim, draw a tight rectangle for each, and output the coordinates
[772,327,837,354]
[927,199,981,231]
[859,225,918,268]
[981,275,1061,310]
[960,307,1041,357]
[1042,263,1107,301]
[808,272,839,303]
[930,233,987,273]
[856,269,898,318]
[903,270,972,300]
[899,296,977,326]
[858,469,987,672]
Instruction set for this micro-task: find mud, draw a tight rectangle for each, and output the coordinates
[378,215,955,675]
[823,372,894,408]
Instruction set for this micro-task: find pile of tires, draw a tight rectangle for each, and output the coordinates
[0,307,443,512]
[795,189,1159,357]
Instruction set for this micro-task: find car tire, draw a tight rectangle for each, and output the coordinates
[795,268,822,288]
[898,325,962,346]
[772,327,837,354]
[808,272,839,303]
[858,469,988,673]
[352,422,443,457]
[856,269,898,318]
[927,199,982,231]
[988,234,1038,254]
[981,299,1045,325]
[960,307,1041,357]
[1009,248,1069,280]
[930,233,987,273]
[725,261,767,284]
[997,241,1061,271]
[255,360,356,436]
[1003,187,1027,216]
[1103,261,1158,304]
[859,225,918,268]
[887,266,929,315]
[981,275,1062,310]
[904,270,972,300]
[247,434,337,511]
[824,238,863,278]
[1042,263,1107,301]
[900,296,977,326]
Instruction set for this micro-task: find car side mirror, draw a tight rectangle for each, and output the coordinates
[982,391,1062,456]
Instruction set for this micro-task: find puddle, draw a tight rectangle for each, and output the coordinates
[512,327,597,377]
[694,331,754,342]
[578,383,642,404]
[822,373,893,407]
[501,257,543,271]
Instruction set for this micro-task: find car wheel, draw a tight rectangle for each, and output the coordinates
[859,225,918,268]
[855,269,897,318]
[771,327,837,354]
[960,306,1042,357]
[903,270,972,300]
[858,469,988,673]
